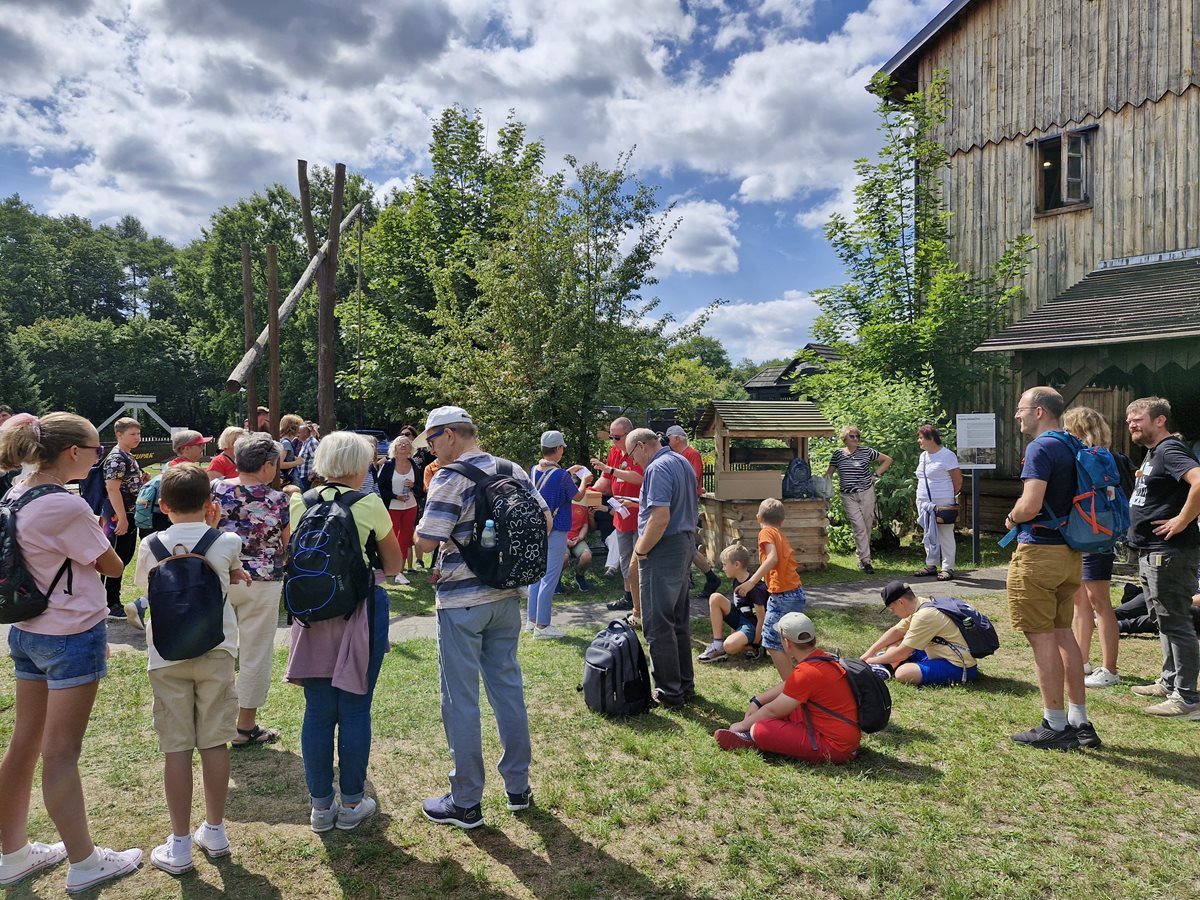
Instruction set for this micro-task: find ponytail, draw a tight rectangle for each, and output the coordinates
[0,412,95,470]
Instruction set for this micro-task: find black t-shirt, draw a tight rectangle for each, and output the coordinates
[1127,436,1200,550]
[733,577,769,617]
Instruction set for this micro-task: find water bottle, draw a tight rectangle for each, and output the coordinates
[480,519,497,549]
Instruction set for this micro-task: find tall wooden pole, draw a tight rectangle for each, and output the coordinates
[314,163,345,435]
[267,244,281,439]
[240,244,257,426]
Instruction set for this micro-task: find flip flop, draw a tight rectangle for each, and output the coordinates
[232,724,279,747]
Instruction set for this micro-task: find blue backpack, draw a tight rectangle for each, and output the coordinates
[146,529,226,661]
[1039,432,1130,553]
[919,598,1000,659]
[76,465,111,517]
[135,475,163,531]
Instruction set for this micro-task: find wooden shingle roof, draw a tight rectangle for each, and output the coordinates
[696,401,835,438]
[975,254,1200,352]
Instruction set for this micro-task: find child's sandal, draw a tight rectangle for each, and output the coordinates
[232,724,279,747]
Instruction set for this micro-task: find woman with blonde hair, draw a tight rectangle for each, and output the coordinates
[1063,406,1127,688]
[379,435,418,580]
[0,413,142,891]
[276,414,305,485]
[207,426,244,482]
[824,424,892,574]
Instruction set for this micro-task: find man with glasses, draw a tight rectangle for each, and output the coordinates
[413,407,550,828]
[824,425,892,575]
[627,427,699,707]
[591,417,644,617]
[1004,386,1098,750]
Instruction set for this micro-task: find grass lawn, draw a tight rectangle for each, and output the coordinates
[4,571,1200,898]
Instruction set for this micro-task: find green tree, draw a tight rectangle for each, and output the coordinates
[14,316,119,423]
[0,307,42,413]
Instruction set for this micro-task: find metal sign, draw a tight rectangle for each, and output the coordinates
[956,413,997,471]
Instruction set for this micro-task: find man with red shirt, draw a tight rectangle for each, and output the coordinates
[666,425,721,597]
[591,416,643,615]
[713,612,861,763]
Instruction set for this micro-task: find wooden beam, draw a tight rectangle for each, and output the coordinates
[267,243,281,439]
[1059,358,1107,405]
[241,244,257,423]
[224,202,362,392]
[316,163,345,435]
[297,160,319,257]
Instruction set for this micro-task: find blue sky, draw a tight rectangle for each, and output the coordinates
[0,0,947,362]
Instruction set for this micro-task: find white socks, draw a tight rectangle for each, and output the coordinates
[69,848,100,871]
[1044,708,1069,731]
[1,844,33,866]
[1068,703,1089,727]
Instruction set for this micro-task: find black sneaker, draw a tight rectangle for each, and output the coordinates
[574,574,590,592]
[861,563,875,574]
[743,645,763,661]
[1074,722,1102,748]
[607,593,634,611]
[422,794,484,829]
[505,788,533,812]
[1010,720,1080,751]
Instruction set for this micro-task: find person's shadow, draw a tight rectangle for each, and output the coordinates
[179,857,285,900]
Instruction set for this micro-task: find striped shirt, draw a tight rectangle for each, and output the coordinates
[416,451,549,610]
[295,437,319,482]
[829,447,880,494]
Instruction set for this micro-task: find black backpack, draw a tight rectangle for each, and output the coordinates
[442,459,548,590]
[919,598,1000,660]
[76,464,111,516]
[782,457,815,499]
[802,654,891,738]
[579,618,652,715]
[0,485,73,624]
[146,529,226,661]
[284,487,376,626]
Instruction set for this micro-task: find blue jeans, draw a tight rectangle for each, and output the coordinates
[301,587,389,806]
[436,596,531,808]
[9,620,108,689]
[762,588,808,652]
[527,529,569,626]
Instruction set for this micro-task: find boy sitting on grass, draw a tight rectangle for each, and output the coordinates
[699,543,768,662]
[132,464,249,876]
[565,488,593,591]
[737,498,807,680]
[860,581,978,685]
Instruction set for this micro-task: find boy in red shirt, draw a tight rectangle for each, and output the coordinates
[713,612,860,763]
[566,493,593,591]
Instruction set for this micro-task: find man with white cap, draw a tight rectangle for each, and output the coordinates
[666,425,721,597]
[525,430,591,638]
[712,611,861,763]
[413,407,550,829]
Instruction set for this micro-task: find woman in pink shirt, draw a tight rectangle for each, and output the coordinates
[0,413,142,892]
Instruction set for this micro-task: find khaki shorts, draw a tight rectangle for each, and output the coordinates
[150,651,238,753]
[1006,543,1082,634]
[569,541,590,560]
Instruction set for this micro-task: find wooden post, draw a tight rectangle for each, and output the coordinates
[267,244,281,439]
[298,161,345,435]
[241,244,257,425]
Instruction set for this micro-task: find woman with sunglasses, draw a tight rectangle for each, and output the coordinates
[0,413,143,892]
[824,425,892,575]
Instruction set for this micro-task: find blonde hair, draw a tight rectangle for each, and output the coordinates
[1126,396,1171,422]
[839,425,861,443]
[217,426,245,451]
[758,497,786,525]
[113,416,140,434]
[389,435,413,459]
[1063,407,1111,449]
[0,412,96,470]
[314,431,375,481]
[719,544,751,567]
[278,414,303,437]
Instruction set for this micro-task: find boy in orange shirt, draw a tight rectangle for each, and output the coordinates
[735,498,807,679]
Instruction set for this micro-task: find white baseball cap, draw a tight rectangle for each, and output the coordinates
[776,612,816,644]
[414,406,473,449]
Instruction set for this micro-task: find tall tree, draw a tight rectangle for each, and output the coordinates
[0,307,42,413]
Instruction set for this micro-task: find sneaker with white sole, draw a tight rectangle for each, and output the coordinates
[0,841,67,887]
[422,794,484,829]
[65,847,142,894]
[1131,682,1170,698]
[310,803,340,833]
[532,624,565,640]
[150,837,194,876]
[391,573,410,585]
[1082,660,1093,675]
[123,598,146,631]
[521,620,536,633]
[336,797,377,830]
[698,645,728,663]
[506,788,533,811]
[1142,694,1200,719]
[1084,666,1120,688]
[193,822,230,858]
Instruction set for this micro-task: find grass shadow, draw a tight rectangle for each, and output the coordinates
[868,723,937,748]
[1087,743,1200,790]
[969,674,1041,697]
[226,747,311,827]
[179,856,286,900]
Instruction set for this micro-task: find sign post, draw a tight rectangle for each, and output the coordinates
[956,413,998,566]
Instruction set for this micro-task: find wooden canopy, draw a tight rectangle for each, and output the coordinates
[696,400,835,440]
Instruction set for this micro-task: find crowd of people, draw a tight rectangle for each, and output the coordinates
[0,388,1198,892]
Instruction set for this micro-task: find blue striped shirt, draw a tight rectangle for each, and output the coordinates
[416,451,548,609]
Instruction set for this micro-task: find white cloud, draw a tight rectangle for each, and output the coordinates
[683,290,821,362]
[658,199,739,275]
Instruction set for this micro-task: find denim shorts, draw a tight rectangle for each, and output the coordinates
[9,620,108,689]
[908,649,977,686]
[762,587,807,651]
[723,606,757,642]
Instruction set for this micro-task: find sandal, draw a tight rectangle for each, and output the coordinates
[232,724,279,747]
[937,570,955,582]
[912,566,938,577]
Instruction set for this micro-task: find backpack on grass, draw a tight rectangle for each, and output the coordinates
[284,487,377,626]
[146,529,226,661]
[579,618,652,716]
[802,654,891,738]
[443,459,548,590]
[920,597,1000,660]
[0,485,73,624]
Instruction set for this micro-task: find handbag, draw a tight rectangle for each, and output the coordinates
[920,461,959,525]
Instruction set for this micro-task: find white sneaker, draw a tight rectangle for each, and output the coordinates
[0,841,67,887]
[336,796,377,831]
[193,822,230,858]
[150,837,194,876]
[521,620,536,633]
[65,847,142,894]
[391,573,410,585]
[532,624,566,640]
[1085,666,1120,688]
[1082,660,1093,675]
[310,804,340,833]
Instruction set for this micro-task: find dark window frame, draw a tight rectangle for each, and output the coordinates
[1031,124,1097,215]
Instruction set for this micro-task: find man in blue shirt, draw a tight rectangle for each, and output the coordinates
[627,427,698,708]
[1004,386,1099,750]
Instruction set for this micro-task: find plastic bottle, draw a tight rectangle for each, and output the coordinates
[480,519,497,549]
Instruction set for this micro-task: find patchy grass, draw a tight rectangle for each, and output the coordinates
[3,591,1199,899]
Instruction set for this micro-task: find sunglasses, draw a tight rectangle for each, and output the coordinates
[427,428,447,443]
[609,434,625,441]
[77,445,105,460]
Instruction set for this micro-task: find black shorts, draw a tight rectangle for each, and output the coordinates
[1082,550,1114,582]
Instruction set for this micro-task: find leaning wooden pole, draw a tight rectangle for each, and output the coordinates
[241,244,258,423]
[315,162,345,435]
[267,244,281,439]
[224,202,362,393]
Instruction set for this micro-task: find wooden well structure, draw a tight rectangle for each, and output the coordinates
[696,400,835,571]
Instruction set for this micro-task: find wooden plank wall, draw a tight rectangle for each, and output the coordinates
[699,498,830,571]
[918,0,1200,155]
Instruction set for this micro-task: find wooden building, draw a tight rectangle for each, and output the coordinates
[695,401,834,570]
[742,344,841,401]
[880,0,1200,498]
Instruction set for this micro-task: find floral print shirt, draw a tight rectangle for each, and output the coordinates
[212,480,290,581]
[101,447,143,512]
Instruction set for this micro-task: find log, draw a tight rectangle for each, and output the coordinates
[224,202,362,392]
[316,163,346,435]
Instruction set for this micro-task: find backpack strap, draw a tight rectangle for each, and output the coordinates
[191,527,221,557]
[800,655,859,731]
[443,460,491,485]
[7,486,74,598]
[147,534,171,562]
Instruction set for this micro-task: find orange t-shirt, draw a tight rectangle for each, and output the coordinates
[758,525,801,595]
[782,652,860,754]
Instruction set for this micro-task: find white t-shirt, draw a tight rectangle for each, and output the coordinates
[916,447,960,503]
[133,522,244,670]
[389,466,416,510]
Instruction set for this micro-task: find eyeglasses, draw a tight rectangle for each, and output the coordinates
[427,428,447,444]
[609,434,625,441]
[1015,406,1041,413]
[76,445,104,459]
[845,433,860,439]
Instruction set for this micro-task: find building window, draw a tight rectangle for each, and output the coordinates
[1036,129,1092,212]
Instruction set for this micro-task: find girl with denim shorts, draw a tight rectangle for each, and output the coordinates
[0,413,143,893]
